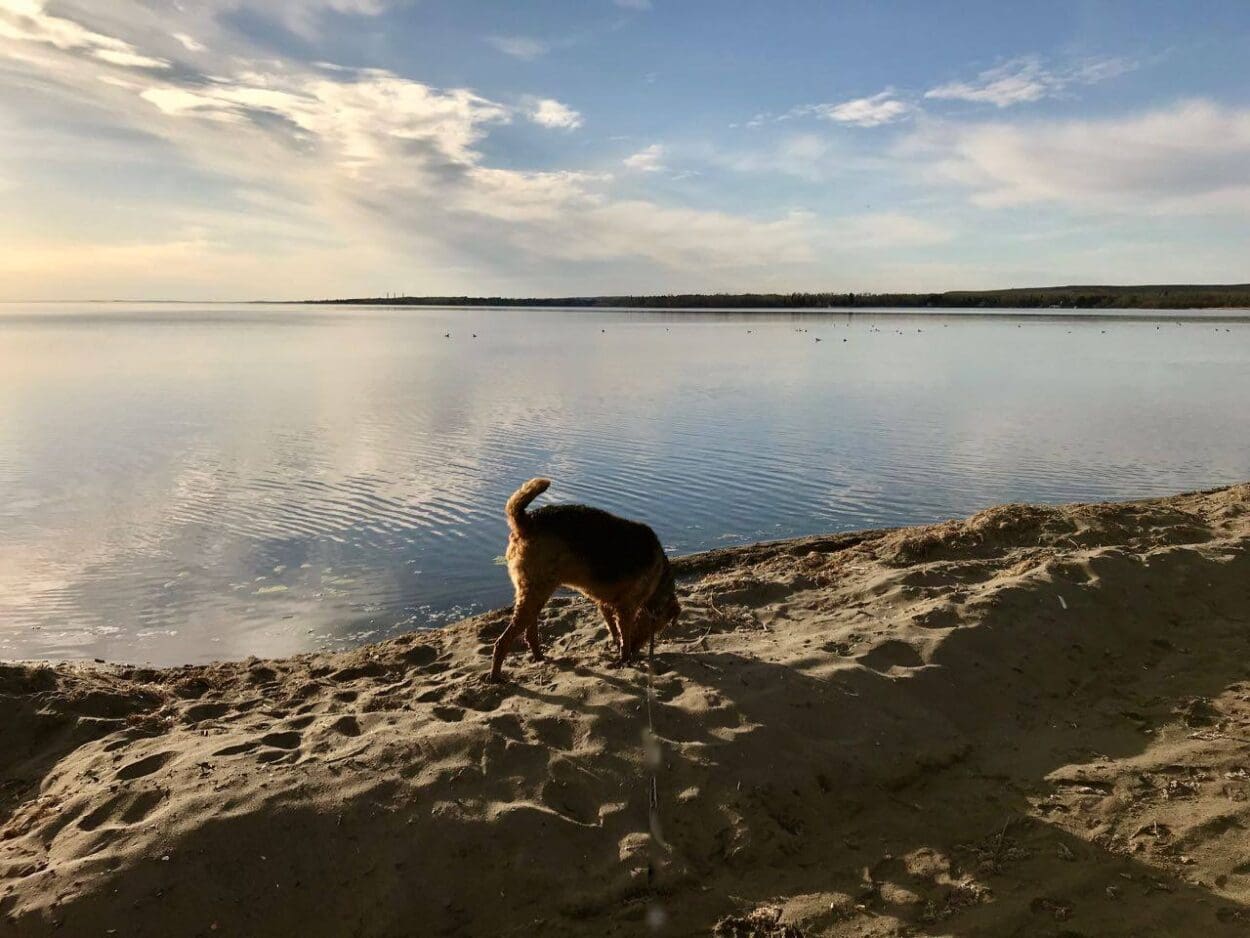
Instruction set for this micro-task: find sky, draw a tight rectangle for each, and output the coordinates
[1,0,1248,300]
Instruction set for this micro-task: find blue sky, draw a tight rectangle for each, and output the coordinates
[1,0,1248,299]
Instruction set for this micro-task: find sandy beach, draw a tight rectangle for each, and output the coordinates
[4,483,1250,937]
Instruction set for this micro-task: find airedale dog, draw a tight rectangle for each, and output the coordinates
[489,478,680,682]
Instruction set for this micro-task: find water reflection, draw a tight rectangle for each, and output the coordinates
[1,303,1247,664]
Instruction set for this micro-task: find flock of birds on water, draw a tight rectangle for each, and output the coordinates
[437,320,1238,341]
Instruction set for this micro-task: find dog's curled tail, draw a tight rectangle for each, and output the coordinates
[506,478,551,534]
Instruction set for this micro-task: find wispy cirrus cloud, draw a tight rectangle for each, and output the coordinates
[742,54,1134,131]
[913,99,1250,214]
[171,32,205,52]
[924,55,1136,108]
[211,0,392,40]
[739,90,912,131]
[811,91,912,127]
[622,143,665,172]
[486,34,549,60]
[0,0,169,68]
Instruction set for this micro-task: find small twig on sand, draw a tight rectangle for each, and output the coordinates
[705,599,738,626]
[889,795,922,813]
[683,621,717,647]
[992,818,1013,867]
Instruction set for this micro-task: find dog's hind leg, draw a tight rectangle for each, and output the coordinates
[490,584,554,682]
[524,584,556,662]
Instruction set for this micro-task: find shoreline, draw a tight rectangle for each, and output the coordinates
[294,283,1250,311]
[292,302,1250,319]
[4,483,1250,935]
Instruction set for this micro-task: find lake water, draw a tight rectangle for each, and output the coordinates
[2,303,1248,665]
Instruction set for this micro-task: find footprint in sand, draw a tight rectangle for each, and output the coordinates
[858,640,924,673]
[212,740,260,757]
[910,605,962,630]
[182,702,231,724]
[450,684,503,713]
[414,685,447,704]
[524,716,576,751]
[539,757,601,825]
[115,751,176,781]
[327,715,362,737]
[78,789,165,831]
[248,729,304,764]
[484,712,524,741]
[330,662,388,683]
[259,730,302,749]
[247,666,279,684]
[401,645,439,667]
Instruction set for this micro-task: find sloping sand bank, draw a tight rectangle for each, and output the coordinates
[4,485,1250,937]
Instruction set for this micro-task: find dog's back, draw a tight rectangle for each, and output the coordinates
[523,503,662,585]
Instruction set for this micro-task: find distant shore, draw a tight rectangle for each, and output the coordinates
[4,483,1250,935]
[301,283,1250,311]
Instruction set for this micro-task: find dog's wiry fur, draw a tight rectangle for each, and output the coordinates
[489,478,681,682]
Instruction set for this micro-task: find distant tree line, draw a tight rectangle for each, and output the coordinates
[304,284,1250,311]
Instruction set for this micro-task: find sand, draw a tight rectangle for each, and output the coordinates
[3,483,1250,937]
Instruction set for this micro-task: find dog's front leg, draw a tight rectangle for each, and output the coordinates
[617,605,642,662]
[598,603,622,655]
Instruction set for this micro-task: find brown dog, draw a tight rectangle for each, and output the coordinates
[489,478,680,682]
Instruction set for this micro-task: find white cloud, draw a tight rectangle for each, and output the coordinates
[916,99,1250,215]
[925,55,1135,108]
[135,70,513,177]
[173,32,205,52]
[1,4,851,296]
[614,0,653,8]
[814,91,911,127]
[315,0,387,11]
[486,35,549,60]
[0,0,169,69]
[10,0,1075,300]
[523,96,582,130]
[623,143,665,172]
[926,59,1050,108]
[752,91,912,130]
[214,0,391,40]
[1072,58,1137,84]
[92,47,168,68]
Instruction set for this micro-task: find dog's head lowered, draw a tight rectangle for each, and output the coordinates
[635,565,680,648]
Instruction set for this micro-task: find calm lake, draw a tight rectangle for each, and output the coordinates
[2,303,1248,665]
